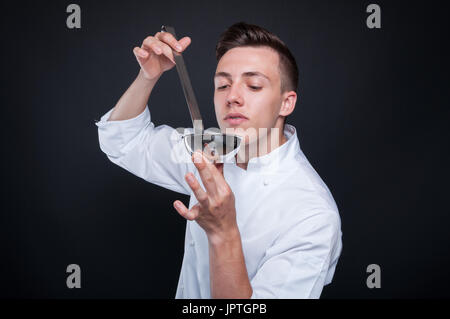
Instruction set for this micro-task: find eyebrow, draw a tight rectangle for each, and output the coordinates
[214,71,270,82]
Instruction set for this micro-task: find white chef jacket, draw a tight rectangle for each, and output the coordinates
[95,105,343,299]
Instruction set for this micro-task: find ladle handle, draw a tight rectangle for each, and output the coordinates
[161,25,203,134]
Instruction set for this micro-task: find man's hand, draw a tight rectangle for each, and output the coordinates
[133,31,191,81]
[173,150,252,298]
[173,151,237,244]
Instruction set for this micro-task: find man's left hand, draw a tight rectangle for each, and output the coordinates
[173,151,238,243]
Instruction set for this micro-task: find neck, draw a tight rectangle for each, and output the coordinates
[235,125,287,171]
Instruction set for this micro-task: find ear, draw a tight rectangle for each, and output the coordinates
[279,91,297,117]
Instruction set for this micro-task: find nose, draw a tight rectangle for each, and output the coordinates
[226,83,244,107]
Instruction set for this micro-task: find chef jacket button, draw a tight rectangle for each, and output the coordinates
[263,179,269,186]
[190,240,195,246]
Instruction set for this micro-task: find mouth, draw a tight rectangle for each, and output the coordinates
[224,113,249,126]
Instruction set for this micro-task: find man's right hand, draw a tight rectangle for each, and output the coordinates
[133,31,192,81]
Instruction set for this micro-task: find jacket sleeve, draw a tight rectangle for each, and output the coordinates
[95,106,194,195]
[250,211,343,299]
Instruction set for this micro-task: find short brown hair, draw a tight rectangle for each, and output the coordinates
[215,22,299,94]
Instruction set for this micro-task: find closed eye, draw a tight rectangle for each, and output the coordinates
[216,85,262,91]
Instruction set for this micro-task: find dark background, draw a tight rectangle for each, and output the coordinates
[1,0,449,299]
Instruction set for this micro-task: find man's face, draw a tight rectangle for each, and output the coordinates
[214,46,285,146]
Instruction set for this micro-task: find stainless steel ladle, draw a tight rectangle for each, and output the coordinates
[161,25,242,163]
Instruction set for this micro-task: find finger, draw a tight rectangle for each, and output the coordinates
[173,200,199,221]
[133,46,149,59]
[185,172,209,206]
[159,42,176,64]
[142,39,175,65]
[198,151,227,187]
[133,47,145,66]
[211,165,230,196]
[142,38,164,56]
[177,36,191,52]
[156,31,184,52]
[215,163,224,176]
[192,152,218,196]
[203,143,220,162]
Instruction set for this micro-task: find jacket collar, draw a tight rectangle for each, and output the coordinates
[228,124,301,174]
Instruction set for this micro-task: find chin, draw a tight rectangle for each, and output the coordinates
[231,130,259,147]
[223,125,247,135]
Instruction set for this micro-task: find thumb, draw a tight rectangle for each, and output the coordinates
[178,36,191,51]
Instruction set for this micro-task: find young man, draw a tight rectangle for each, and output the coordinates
[96,22,342,299]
